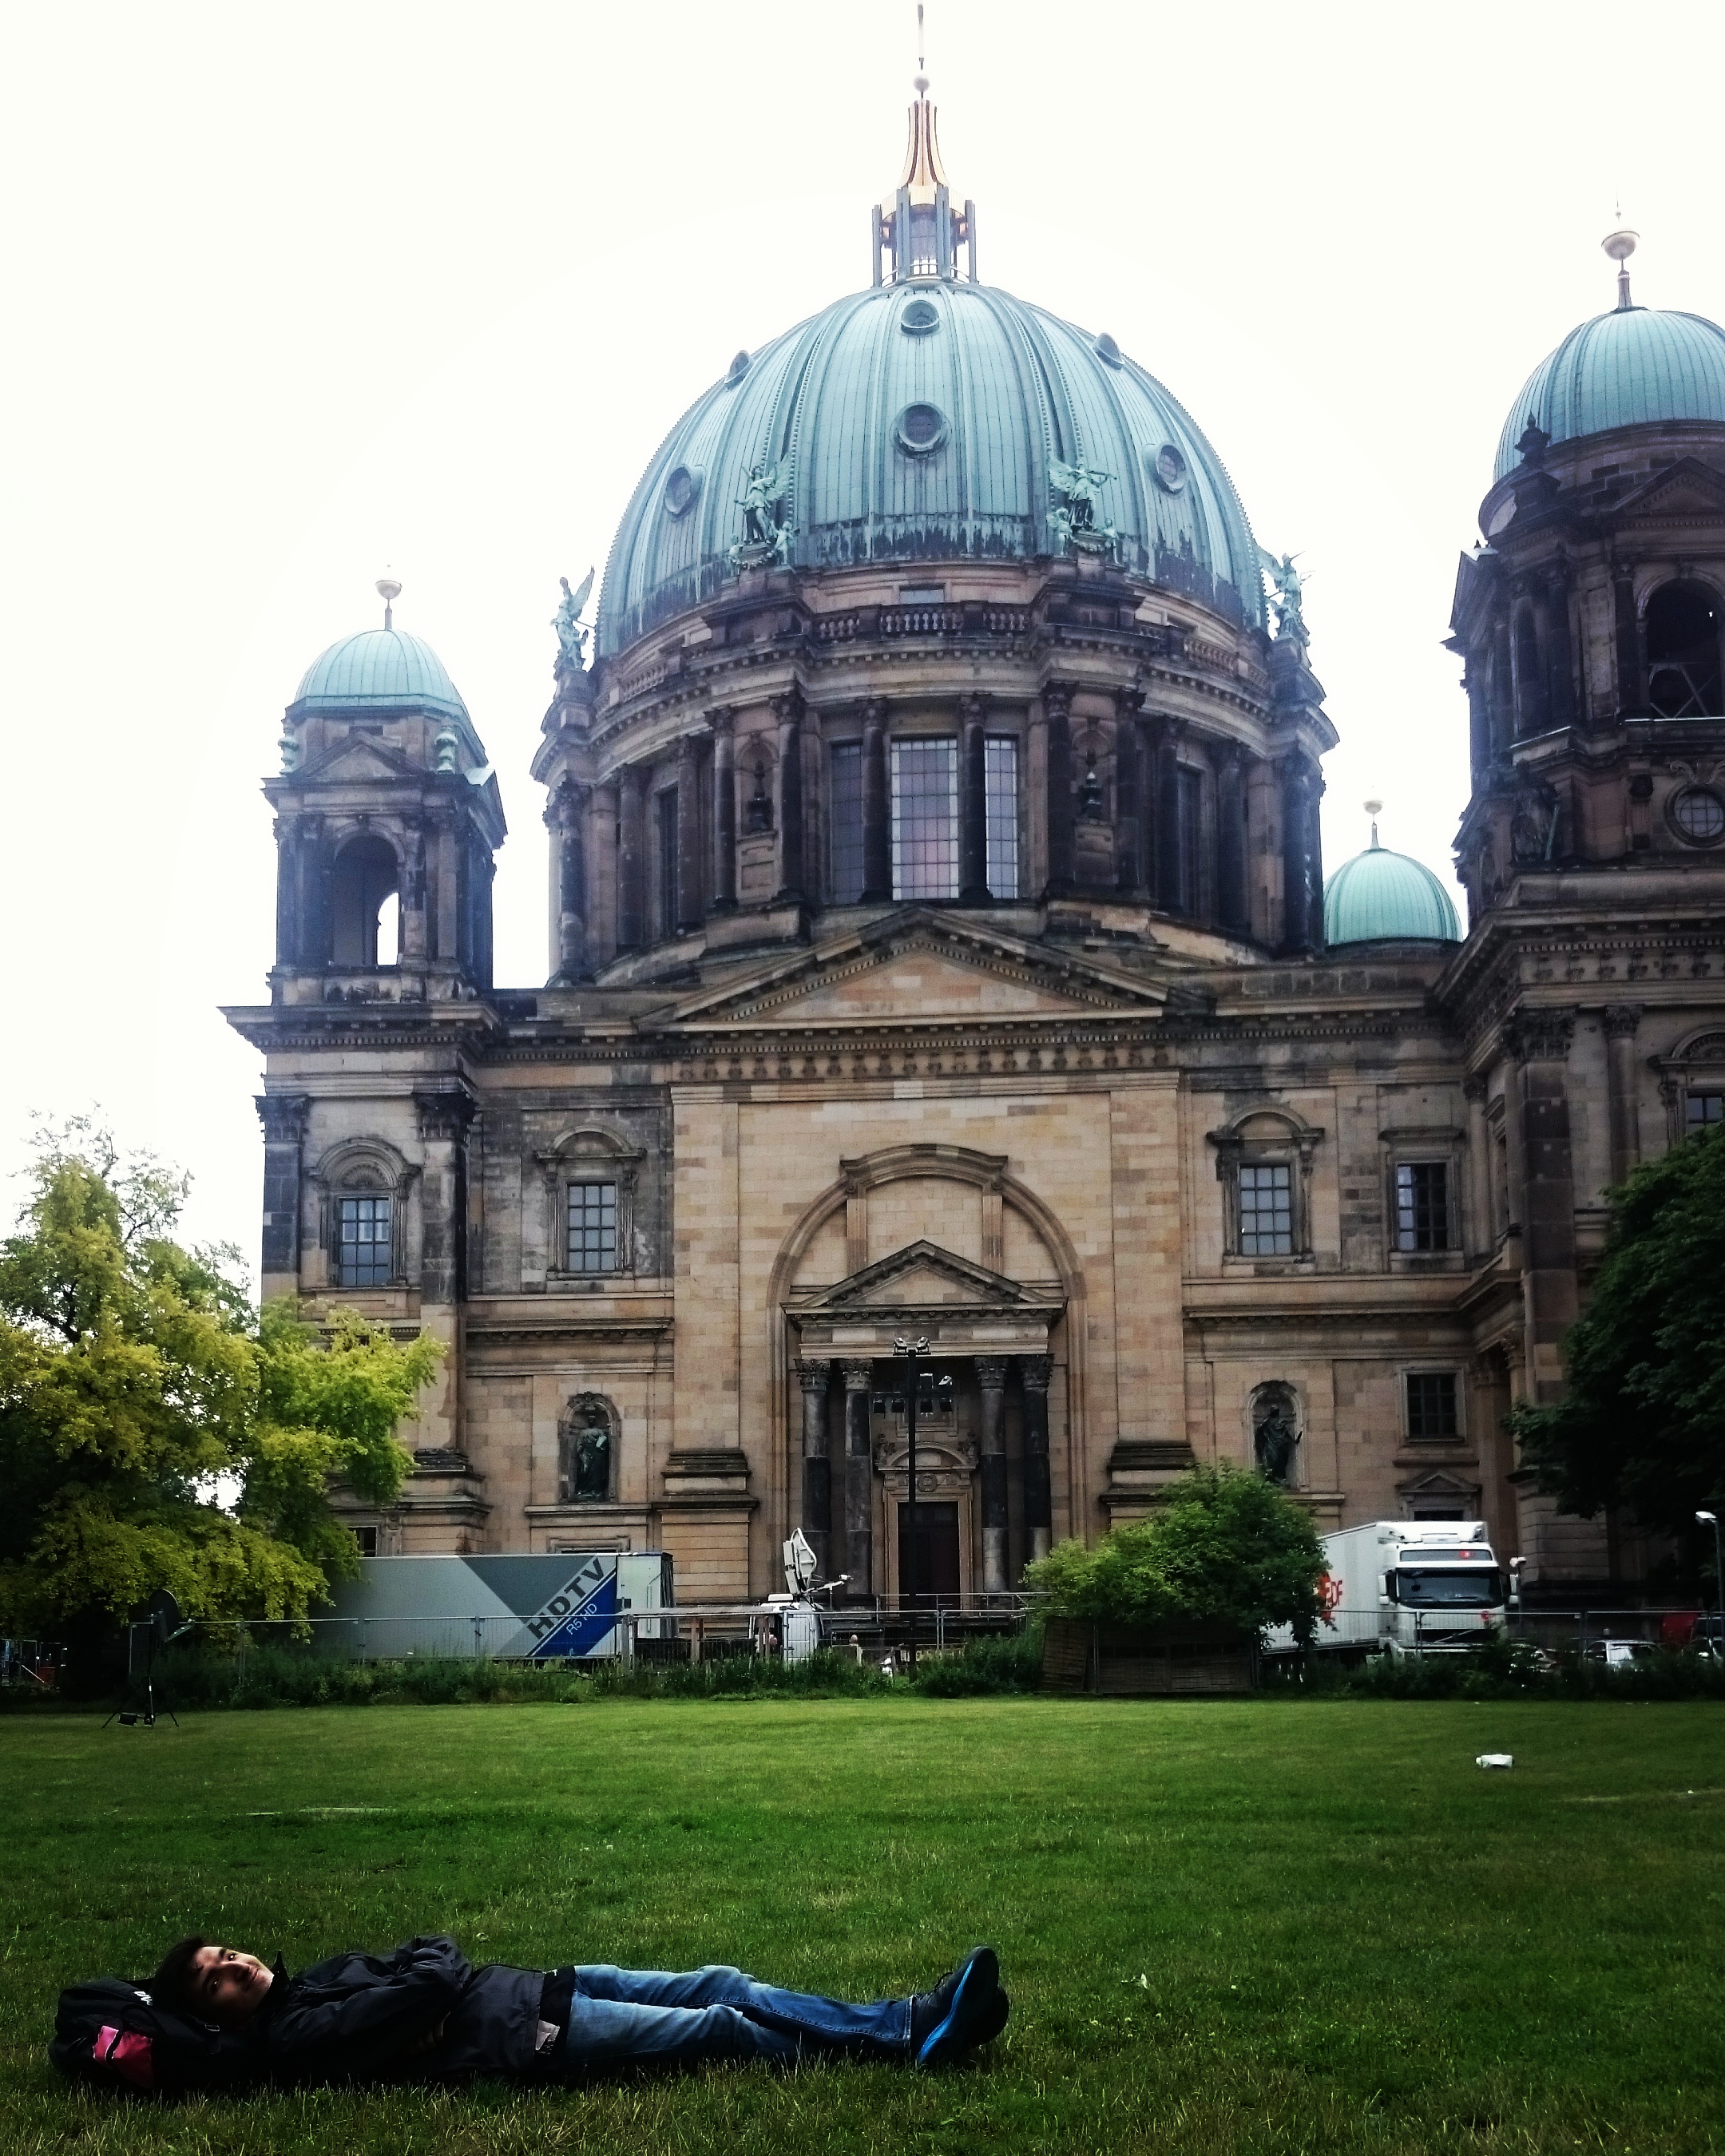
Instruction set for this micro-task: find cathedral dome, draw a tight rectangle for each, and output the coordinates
[1493,303,1725,482]
[1323,826,1460,947]
[597,278,1264,659]
[289,626,469,723]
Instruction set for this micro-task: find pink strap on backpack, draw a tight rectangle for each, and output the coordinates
[96,2025,156,2091]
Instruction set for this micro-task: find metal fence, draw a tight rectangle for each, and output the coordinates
[1509,1607,1723,1656]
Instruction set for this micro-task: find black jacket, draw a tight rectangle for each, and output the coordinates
[254,1935,545,2084]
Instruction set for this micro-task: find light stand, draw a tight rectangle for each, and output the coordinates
[894,1333,929,1674]
[1699,1511,1723,1658]
[103,1591,194,1730]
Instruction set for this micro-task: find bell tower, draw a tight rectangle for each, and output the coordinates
[266,580,506,1008]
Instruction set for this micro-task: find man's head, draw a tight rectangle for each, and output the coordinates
[151,1936,274,2028]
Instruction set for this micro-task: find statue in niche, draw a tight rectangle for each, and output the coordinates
[1510,780,1559,866]
[1077,748,1106,822]
[744,756,775,834]
[561,1399,613,1503]
[552,569,593,676]
[1253,1395,1299,1485]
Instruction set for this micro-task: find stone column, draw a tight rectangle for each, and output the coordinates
[1462,1073,1492,1262]
[1612,561,1644,718]
[960,693,990,902]
[545,782,589,983]
[774,690,805,905]
[412,1087,476,1456]
[708,707,736,913]
[1154,719,1181,913]
[1020,1353,1053,1567]
[1216,747,1247,934]
[1507,1010,1578,1405]
[977,1356,1009,1594]
[1464,654,1491,781]
[1279,755,1321,955]
[676,735,705,932]
[799,1359,833,1580]
[843,1361,874,1599]
[400,820,427,961]
[861,700,890,901]
[1545,570,1578,727]
[1604,1005,1643,1185]
[1042,685,1073,898]
[617,766,646,951]
[273,818,299,968]
[255,1092,309,1293]
[1113,699,1143,897]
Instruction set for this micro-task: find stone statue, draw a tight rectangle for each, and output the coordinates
[730,462,791,569]
[569,1401,612,1500]
[1260,549,1307,640]
[1077,750,1105,822]
[433,726,461,774]
[1511,780,1559,866]
[1254,1401,1298,1484]
[553,569,594,676]
[1049,457,1108,534]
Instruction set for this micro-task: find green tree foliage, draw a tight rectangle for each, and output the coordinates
[1025,1463,1326,1643]
[1510,1121,1725,1541]
[0,1120,442,1631]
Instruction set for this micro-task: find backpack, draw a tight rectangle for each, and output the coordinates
[50,1977,263,2098]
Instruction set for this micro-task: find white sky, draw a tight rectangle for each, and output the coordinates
[3,0,1723,1267]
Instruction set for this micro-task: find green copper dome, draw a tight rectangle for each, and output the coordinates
[1494,304,1725,481]
[289,628,469,722]
[1323,839,1461,947]
[597,280,1265,659]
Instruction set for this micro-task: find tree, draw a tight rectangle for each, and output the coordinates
[0,1120,442,1632]
[1510,1120,1725,1544]
[1025,1464,1326,1643]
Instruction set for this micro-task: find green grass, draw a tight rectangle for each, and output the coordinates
[2,1698,1722,2154]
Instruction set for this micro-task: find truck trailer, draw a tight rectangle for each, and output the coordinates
[321,1552,673,1662]
[1266,1520,1510,1659]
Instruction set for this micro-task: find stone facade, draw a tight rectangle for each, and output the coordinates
[226,148,1725,1603]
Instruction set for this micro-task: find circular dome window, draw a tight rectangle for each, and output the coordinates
[662,465,700,518]
[1671,786,1725,843]
[1151,442,1188,493]
[895,402,947,455]
[725,348,751,387]
[900,296,940,335]
[1094,330,1123,367]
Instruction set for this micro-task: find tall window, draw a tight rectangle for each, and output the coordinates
[830,741,864,903]
[1237,1163,1292,1255]
[335,1195,392,1286]
[1394,1163,1451,1251]
[1687,1091,1725,1131]
[1176,767,1203,915]
[1406,1372,1459,1441]
[566,1182,619,1272]
[655,788,678,937]
[890,737,958,898]
[1645,580,1723,718]
[984,736,1020,898]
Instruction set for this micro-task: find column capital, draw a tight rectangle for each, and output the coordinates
[1603,1002,1643,1039]
[414,1087,478,1143]
[1505,1007,1576,1064]
[771,685,805,725]
[1461,1072,1489,1103]
[962,690,989,724]
[841,1360,874,1392]
[677,731,702,771]
[974,1356,1009,1389]
[255,1092,311,1146]
[706,703,736,737]
[1018,1353,1053,1394]
[798,1357,832,1393]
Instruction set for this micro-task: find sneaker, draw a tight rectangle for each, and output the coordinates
[976,1987,1009,2046]
[910,1947,1001,2069]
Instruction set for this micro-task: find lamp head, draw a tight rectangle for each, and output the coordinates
[1698,1510,1719,1526]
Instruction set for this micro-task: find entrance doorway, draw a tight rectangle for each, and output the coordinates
[898,1500,961,1603]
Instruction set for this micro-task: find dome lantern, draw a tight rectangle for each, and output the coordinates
[871,57,976,287]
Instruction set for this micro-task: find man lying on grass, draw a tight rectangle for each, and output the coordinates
[145,1932,1008,2081]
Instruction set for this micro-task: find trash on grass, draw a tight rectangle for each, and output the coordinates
[1475,1753,1513,1770]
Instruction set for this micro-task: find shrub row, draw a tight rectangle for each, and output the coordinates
[1269,1632,1725,1701]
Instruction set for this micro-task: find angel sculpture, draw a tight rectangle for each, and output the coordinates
[739,461,789,548]
[552,569,594,675]
[1048,456,1110,535]
[1259,549,1307,640]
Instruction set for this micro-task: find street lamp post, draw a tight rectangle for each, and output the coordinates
[894,1333,929,1674]
[1699,1511,1723,1659]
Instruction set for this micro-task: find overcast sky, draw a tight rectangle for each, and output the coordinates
[4,0,1723,1266]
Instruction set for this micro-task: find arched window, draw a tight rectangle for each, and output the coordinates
[309,1138,415,1292]
[1513,608,1548,735]
[558,1394,618,1503]
[331,834,399,967]
[1644,581,1723,717]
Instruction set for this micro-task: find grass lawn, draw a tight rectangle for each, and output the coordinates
[2,1697,1722,2154]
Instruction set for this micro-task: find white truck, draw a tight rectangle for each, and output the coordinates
[1267,1520,1513,1659]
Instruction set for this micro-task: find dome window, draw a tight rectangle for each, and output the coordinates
[1094,331,1122,367]
[1671,787,1725,845]
[900,296,940,335]
[1151,442,1188,493]
[725,349,751,387]
[895,402,948,455]
[662,465,700,518]
[1644,579,1723,718]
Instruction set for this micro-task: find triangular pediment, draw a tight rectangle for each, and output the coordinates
[1612,456,1725,525]
[296,735,420,785]
[661,909,1167,1032]
[804,1239,1032,1311]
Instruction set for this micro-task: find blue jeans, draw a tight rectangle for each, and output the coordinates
[553,1964,912,2073]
